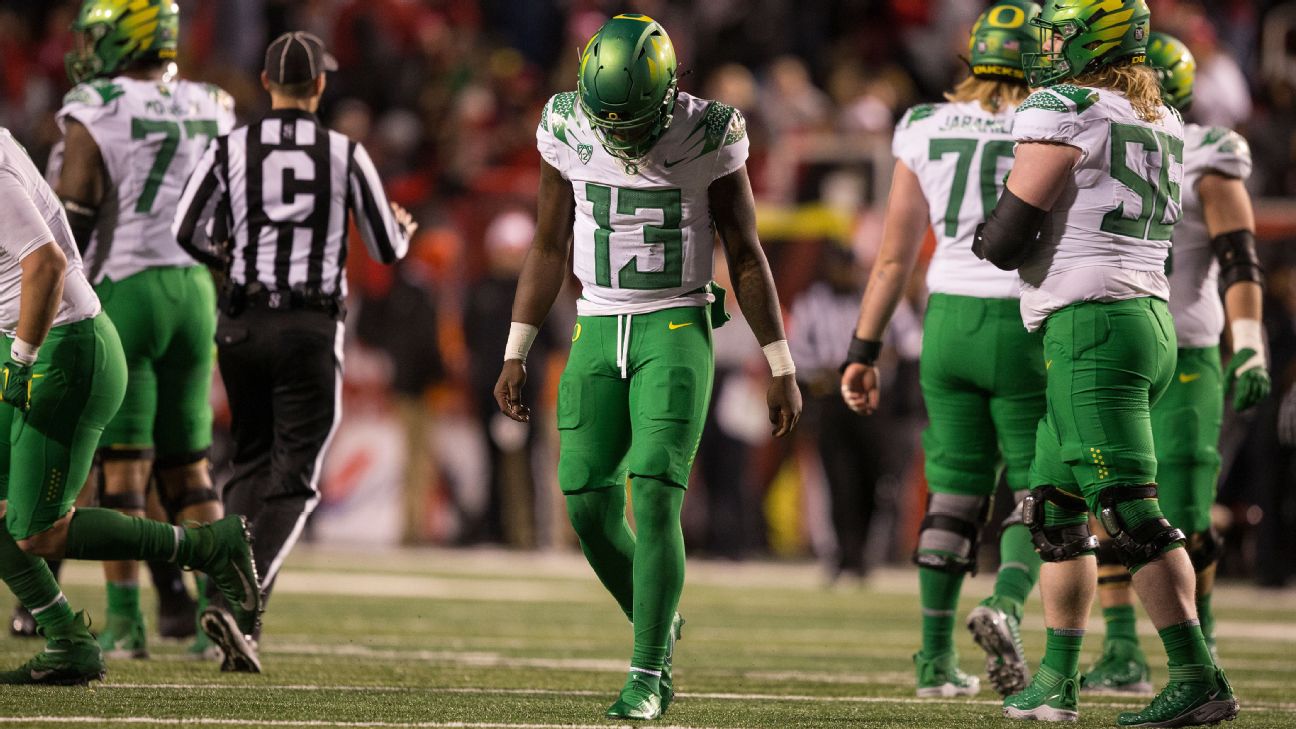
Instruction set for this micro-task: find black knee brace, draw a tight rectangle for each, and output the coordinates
[1022,486,1099,563]
[1096,484,1187,570]
[1001,489,1030,529]
[1187,528,1224,573]
[912,493,987,574]
[162,487,221,518]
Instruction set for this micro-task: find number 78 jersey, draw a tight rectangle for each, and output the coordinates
[537,91,749,316]
[53,76,236,284]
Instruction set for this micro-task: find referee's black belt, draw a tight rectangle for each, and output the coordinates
[222,283,345,318]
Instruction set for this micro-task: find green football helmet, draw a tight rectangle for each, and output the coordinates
[66,0,179,84]
[1024,0,1152,87]
[577,14,678,161]
[1145,31,1196,111]
[968,1,1043,82]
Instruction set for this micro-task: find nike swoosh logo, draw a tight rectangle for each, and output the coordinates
[668,322,692,330]
[30,669,53,680]
[1045,359,1053,370]
[234,562,258,612]
[663,157,689,168]
[1179,373,1201,383]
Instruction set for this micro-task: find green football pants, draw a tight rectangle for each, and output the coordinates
[920,293,1046,497]
[0,313,127,539]
[1030,298,1177,509]
[556,306,714,493]
[95,265,216,461]
[1152,346,1223,535]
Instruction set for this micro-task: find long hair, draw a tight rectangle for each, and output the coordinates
[943,76,1029,113]
[1072,62,1165,122]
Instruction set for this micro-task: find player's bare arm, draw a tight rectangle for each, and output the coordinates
[709,165,802,438]
[16,243,67,352]
[841,160,928,416]
[53,119,105,253]
[1200,171,1268,409]
[495,158,575,423]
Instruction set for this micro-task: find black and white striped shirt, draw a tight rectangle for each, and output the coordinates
[173,108,407,295]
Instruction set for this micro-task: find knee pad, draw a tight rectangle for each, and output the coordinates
[1187,529,1223,573]
[98,491,147,511]
[162,487,221,518]
[1022,486,1099,563]
[1096,484,1187,570]
[913,493,987,574]
[1001,489,1030,529]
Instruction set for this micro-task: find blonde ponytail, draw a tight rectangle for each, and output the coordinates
[1072,62,1166,122]
[944,76,1030,113]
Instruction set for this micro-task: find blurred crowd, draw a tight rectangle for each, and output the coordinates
[1,0,1294,586]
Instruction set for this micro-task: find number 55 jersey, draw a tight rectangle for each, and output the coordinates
[52,76,236,283]
[1011,85,1184,331]
[537,90,747,316]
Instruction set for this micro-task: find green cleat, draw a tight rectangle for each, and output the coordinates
[967,596,1029,696]
[1003,664,1080,722]
[606,670,663,720]
[915,650,981,697]
[660,613,684,715]
[1117,665,1239,727]
[0,611,106,685]
[96,611,148,659]
[192,515,262,637]
[1082,638,1153,694]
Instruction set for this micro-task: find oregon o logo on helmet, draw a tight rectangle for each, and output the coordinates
[987,5,1025,28]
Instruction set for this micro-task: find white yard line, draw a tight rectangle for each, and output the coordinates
[85,683,1296,714]
[0,719,714,729]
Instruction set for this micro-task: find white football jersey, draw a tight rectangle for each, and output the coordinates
[892,100,1021,300]
[537,90,748,316]
[1012,85,1184,330]
[0,129,101,335]
[1168,123,1252,348]
[52,76,236,284]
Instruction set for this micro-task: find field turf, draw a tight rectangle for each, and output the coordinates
[0,548,1292,728]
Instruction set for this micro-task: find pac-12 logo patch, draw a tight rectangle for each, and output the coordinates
[577,143,593,164]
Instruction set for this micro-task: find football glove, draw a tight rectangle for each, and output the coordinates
[1225,348,1269,412]
[1,360,33,412]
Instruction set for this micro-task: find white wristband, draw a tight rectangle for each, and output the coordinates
[10,337,38,366]
[1230,319,1266,371]
[762,339,796,377]
[504,322,539,362]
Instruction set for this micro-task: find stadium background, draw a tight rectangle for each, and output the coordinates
[1,0,1294,586]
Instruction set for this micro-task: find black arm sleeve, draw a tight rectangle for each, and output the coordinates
[972,187,1048,271]
[1210,229,1264,291]
[61,198,97,254]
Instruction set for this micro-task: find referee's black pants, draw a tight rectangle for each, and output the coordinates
[213,306,342,616]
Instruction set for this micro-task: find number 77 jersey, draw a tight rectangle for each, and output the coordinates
[537,90,748,316]
[51,76,236,284]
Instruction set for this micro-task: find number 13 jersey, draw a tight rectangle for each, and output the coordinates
[537,90,748,316]
[1011,84,1184,331]
[52,76,236,284]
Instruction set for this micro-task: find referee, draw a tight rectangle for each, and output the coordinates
[173,31,414,672]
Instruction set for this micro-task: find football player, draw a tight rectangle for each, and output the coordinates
[840,0,1045,698]
[48,0,236,659]
[494,14,801,720]
[0,127,259,686]
[974,0,1238,724]
[1082,31,1268,694]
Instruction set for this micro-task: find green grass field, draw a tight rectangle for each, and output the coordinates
[0,548,1292,728]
